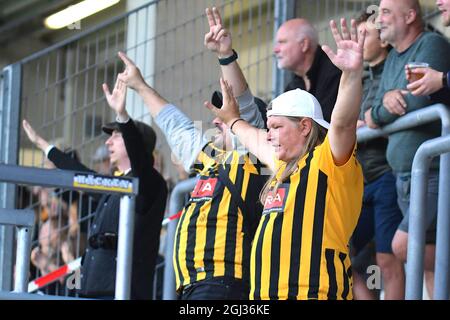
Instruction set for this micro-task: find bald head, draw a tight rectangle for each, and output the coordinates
[280,19,319,47]
[274,18,319,74]
[378,0,424,50]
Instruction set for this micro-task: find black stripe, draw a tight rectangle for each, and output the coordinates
[242,162,264,287]
[325,249,337,300]
[252,214,270,300]
[185,204,201,282]
[268,208,284,299]
[223,159,243,278]
[339,252,350,300]
[203,174,223,280]
[287,152,314,299]
[307,170,328,299]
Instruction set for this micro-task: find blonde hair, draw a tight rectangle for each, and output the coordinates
[259,117,327,205]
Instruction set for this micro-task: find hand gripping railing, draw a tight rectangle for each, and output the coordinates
[0,164,138,300]
[357,103,450,300]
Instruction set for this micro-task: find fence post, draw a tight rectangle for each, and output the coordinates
[0,209,34,293]
[114,195,135,300]
[13,225,33,292]
[272,0,296,98]
[406,135,450,299]
[0,63,21,291]
[434,108,450,300]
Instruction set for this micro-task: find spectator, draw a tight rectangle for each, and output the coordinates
[351,12,405,300]
[365,0,450,298]
[274,18,341,122]
[22,75,168,299]
[116,7,267,300]
[405,0,450,104]
[206,18,365,300]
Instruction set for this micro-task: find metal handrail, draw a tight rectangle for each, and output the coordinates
[0,164,138,300]
[356,103,450,300]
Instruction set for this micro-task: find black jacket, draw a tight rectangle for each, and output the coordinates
[48,119,167,299]
[284,46,342,123]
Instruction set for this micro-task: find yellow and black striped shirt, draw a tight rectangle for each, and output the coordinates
[173,143,266,291]
[250,135,363,300]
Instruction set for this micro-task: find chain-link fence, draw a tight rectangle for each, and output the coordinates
[1,0,447,298]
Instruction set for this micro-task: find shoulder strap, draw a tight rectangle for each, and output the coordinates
[217,165,254,235]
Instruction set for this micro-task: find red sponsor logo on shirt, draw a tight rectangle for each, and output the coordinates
[263,188,287,214]
[191,178,218,201]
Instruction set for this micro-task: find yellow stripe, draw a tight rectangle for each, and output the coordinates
[234,207,244,279]
[250,215,265,299]
[73,182,132,193]
[213,158,237,277]
[176,204,196,286]
[193,202,211,282]
[235,155,249,278]
[277,173,299,298]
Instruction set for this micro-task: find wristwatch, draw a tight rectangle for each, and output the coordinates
[218,50,238,66]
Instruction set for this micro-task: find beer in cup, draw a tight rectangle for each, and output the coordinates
[406,62,429,82]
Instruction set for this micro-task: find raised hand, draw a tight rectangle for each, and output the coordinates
[204,77,240,126]
[117,51,146,92]
[102,77,127,118]
[322,18,365,73]
[22,119,50,151]
[204,7,233,57]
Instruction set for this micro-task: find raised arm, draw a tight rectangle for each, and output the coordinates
[22,119,50,152]
[321,18,365,165]
[117,51,168,118]
[205,7,247,96]
[22,119,92,172]
[117,52,206,172]
[204,7,264,129]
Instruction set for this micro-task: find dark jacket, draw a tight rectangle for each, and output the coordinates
[48,119,167,299]
[358,61,391,183]
[284,46,342,123]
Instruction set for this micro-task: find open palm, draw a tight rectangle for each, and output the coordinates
[103,78,126,115]
[322,19,365,73]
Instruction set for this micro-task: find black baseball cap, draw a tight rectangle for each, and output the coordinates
[102,120,156,153]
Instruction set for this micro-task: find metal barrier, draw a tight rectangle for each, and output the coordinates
[406,135,450,300]
[0,209,34,293]
[162,177,198,300]
[0,164,138,300]
[357,103,450,300]
[0,0,447,300]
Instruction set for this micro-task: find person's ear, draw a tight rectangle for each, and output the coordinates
[299,118,312,137]
[380,40,390,49]
[301,37,310,53]
[405,8,417,25]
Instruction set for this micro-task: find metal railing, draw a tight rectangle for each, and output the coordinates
[0,164,138,300]
[0,209,34,293]
[162,177,198,300]
[357,103,450,300]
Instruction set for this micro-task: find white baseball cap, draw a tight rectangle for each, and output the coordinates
[267,88,330,129]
